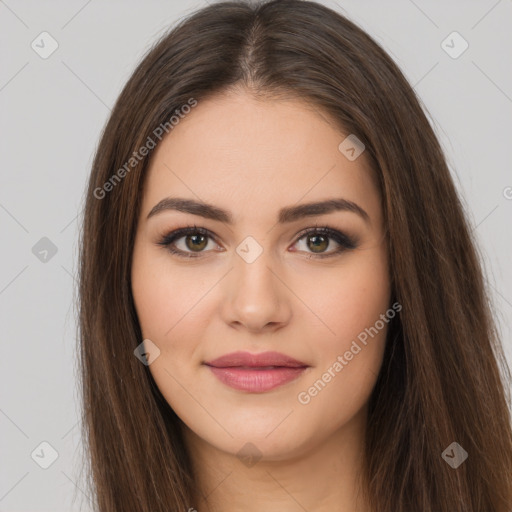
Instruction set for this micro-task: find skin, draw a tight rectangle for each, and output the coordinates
[131,88,391,512]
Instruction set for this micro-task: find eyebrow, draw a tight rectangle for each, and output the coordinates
[146,197,370,225]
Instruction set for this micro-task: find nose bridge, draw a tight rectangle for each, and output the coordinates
[222,234,291,331]
[233,235,279,301]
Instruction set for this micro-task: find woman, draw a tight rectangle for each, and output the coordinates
[77,1,512,511]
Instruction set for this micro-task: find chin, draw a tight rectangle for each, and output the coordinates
[190,418,318,462]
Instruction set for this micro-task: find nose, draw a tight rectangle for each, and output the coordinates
[220,245,293,334]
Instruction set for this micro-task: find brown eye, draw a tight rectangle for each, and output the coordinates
[185,233,208,252]
[158,225,357,260]
[293,227,357,258]
[306,233,329,253]
[157,226,219,258]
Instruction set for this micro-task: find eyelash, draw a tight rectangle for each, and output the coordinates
[156,224,357,260]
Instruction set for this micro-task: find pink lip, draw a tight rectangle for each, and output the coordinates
[203,351,309,392]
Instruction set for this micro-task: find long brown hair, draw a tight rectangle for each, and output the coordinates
[77,1,512,510]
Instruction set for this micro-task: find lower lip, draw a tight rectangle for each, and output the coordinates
[205,365,308,392]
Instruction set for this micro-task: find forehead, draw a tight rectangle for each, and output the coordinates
[141,90,380,224]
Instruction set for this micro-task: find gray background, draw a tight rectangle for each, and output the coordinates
[1,0,511,510]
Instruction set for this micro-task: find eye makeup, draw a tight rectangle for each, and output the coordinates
[155,224,358,259]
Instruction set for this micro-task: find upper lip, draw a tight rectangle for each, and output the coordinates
[204,351,308,368]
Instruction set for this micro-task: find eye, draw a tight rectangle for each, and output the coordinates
[157,224,357,259]
[292,226,357,258]
[156,225,220,258]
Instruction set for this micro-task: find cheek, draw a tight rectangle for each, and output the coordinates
[295,242,390,349]
[293,250,390,428]
[296,339,385,440]
[131,243,212,345]
[131,249,212,418]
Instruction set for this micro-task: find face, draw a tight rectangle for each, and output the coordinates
[131,89,391,461]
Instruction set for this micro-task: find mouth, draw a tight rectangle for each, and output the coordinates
[203,351,310,392]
